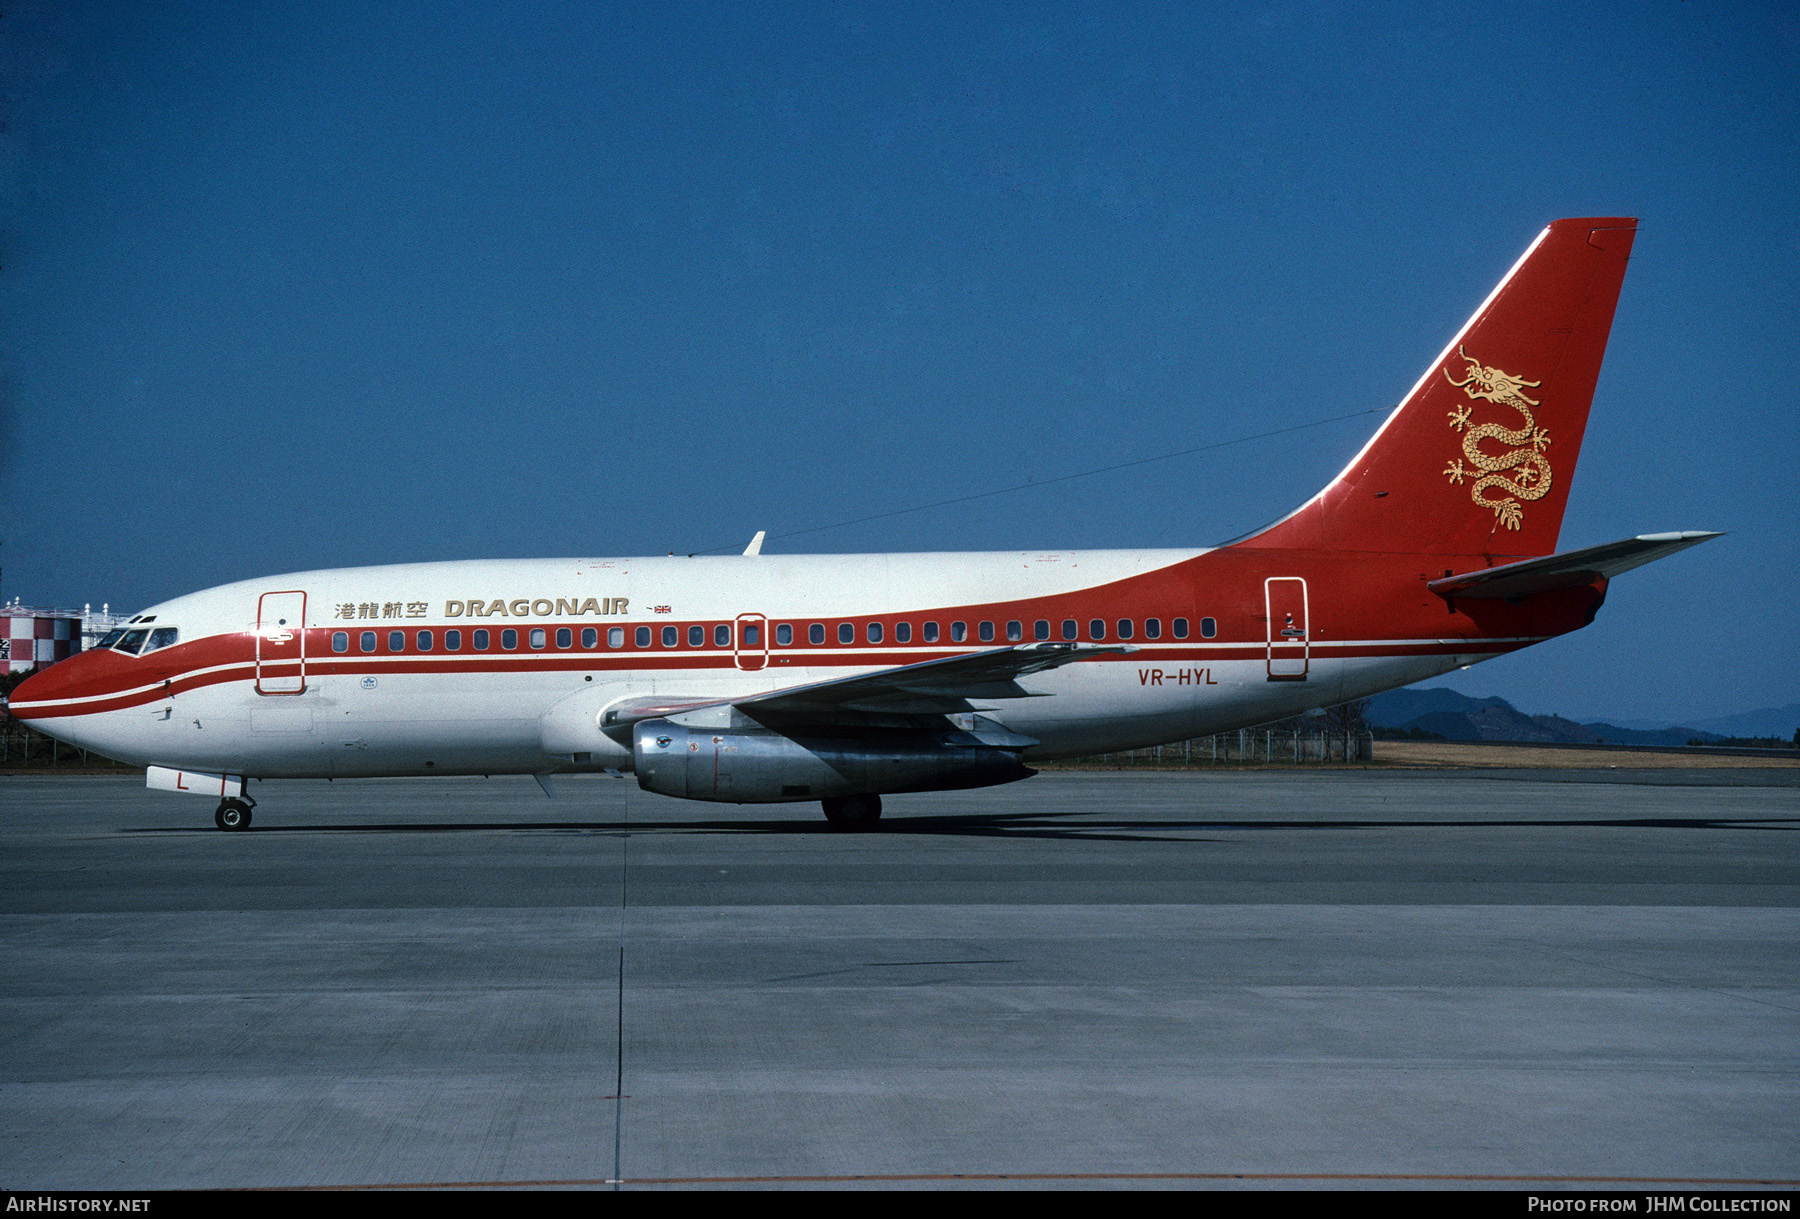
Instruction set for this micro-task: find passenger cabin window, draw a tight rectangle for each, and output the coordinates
[1005,621,1022,641]
[1172,618,1189,640]
[838,623,853,644]
[923,622,939,643]
[578,628,594,648]
[1116,619,1134,640]
[1200,617,1217,639]
[446,630,462,651]
[556,628,572,648]
[776,623,793,646]
[144,627,179,653]
[473,629,490,650]
[417,630,434,651]
[895,622,911,643]
[743,624,759,646]
[1033,620,1050,641]
[867,622,883,644]
[688,625,704,647]
[607,627,623,648]
[950,621,966,642]
[388,631,405,651]
[636,626,651,647]
[529,628,547,649]
[714,624,731,647]
[115,629,149,655]
[979,621,995,642]
[1145,619,1161,640]
[1090,619,1105,641]
[662,626,678,647]
[1061,620,1077,641]
[332,632,349,653]
[502,629,519,649]
[361,631,377,653]
[809,624,825,645]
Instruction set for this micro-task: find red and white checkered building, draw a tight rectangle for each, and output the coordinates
[2,608,85,675]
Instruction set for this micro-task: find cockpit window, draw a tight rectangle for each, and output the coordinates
[96,629,126,649]
[143,628,180,654]
[115,629,149,655]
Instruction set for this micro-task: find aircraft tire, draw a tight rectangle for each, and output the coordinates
[821,793,882,830]
[215,800,253,832]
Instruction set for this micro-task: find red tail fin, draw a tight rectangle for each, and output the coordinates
[1242,217,1637,557]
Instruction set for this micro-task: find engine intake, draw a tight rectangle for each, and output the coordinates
[632,718,1034,804]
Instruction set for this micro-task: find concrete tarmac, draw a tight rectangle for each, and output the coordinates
[1,769,1796,1190]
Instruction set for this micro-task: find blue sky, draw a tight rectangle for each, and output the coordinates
[2,1,1795,722]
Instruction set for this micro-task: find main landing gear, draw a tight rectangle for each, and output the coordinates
[214,797,255,832]
[821,793,882,831]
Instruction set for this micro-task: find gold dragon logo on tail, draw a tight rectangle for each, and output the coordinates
[1440,346,1551,531]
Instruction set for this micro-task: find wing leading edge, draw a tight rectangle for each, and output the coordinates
[742,641,1136,716]
[599,642,1134,738]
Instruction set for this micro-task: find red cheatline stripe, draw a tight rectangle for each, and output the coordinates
[11,637,1537,720]
[10,642,1528,721]
[258,1170,1800,1190]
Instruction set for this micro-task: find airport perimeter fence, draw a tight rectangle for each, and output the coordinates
[1060,728,1377,768]
[0,723,131,770]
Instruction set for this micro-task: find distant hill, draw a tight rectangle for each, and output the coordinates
[1571,704,1800,739]
[1683,704,1800,740]
[1361,688,1514,726]
[1363,687,1744,747]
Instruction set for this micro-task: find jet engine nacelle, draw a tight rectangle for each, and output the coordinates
[631,717,1034,804]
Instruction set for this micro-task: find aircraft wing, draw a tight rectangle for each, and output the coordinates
[599,642,1133,734]
[1428,531,1721,600]
[737,642,1134,716]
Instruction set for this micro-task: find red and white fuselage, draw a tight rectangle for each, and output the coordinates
[9,218,1715,820]
[7,544,1551,779]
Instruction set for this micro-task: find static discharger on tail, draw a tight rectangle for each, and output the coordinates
[9,217,1719,831]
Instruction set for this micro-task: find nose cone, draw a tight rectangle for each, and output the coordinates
[7,649,147,763]
[8,650,105,723]
[11,660,65,709]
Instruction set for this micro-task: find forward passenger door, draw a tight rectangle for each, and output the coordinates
[255,591,308,694]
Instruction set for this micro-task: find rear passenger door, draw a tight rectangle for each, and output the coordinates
[1264,578,1309,682]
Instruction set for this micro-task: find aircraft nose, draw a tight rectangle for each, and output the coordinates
[8,650,95,718]
[11,663,59,707]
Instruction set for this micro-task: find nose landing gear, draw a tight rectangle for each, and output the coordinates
[214,797,255,832]
[820,793,882,830]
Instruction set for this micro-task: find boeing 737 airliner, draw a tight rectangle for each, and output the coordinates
[9,217,1716,829]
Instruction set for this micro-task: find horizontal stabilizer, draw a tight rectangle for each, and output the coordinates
[1428,531,1720,600]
